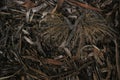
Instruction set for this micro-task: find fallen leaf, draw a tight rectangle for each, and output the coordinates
[29,66,48,77]
[22,0,36,9]
[66,0,101,11]
[45,58,63,65]
[101,0,112,7]
[24,36,34,45]
[51,0,65,13]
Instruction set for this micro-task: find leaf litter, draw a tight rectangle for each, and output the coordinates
[0,0,120,80]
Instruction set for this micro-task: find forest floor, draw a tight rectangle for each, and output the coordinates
[0,0,120,80]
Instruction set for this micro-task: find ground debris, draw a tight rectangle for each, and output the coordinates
[0,0,120,80]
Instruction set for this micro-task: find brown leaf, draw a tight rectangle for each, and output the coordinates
[93,73,97,80]
[45,58,63,65]
[92,45,104,60]
[51,0,65,13]
[57,0,65,10]
[22,0,36,9]
[66,0,102,11]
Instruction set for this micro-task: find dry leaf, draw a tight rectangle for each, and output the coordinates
[29,66,48,77]
[26,9,31,22]
[67,0,101,11]
[101,0,112,7]
[45,58,63,65]
[22,29,29,35]
[24,36,34,45]
[14,0,24,5]
[51,0,65,13]
[32,3,47,13]
[22,0,36,9]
